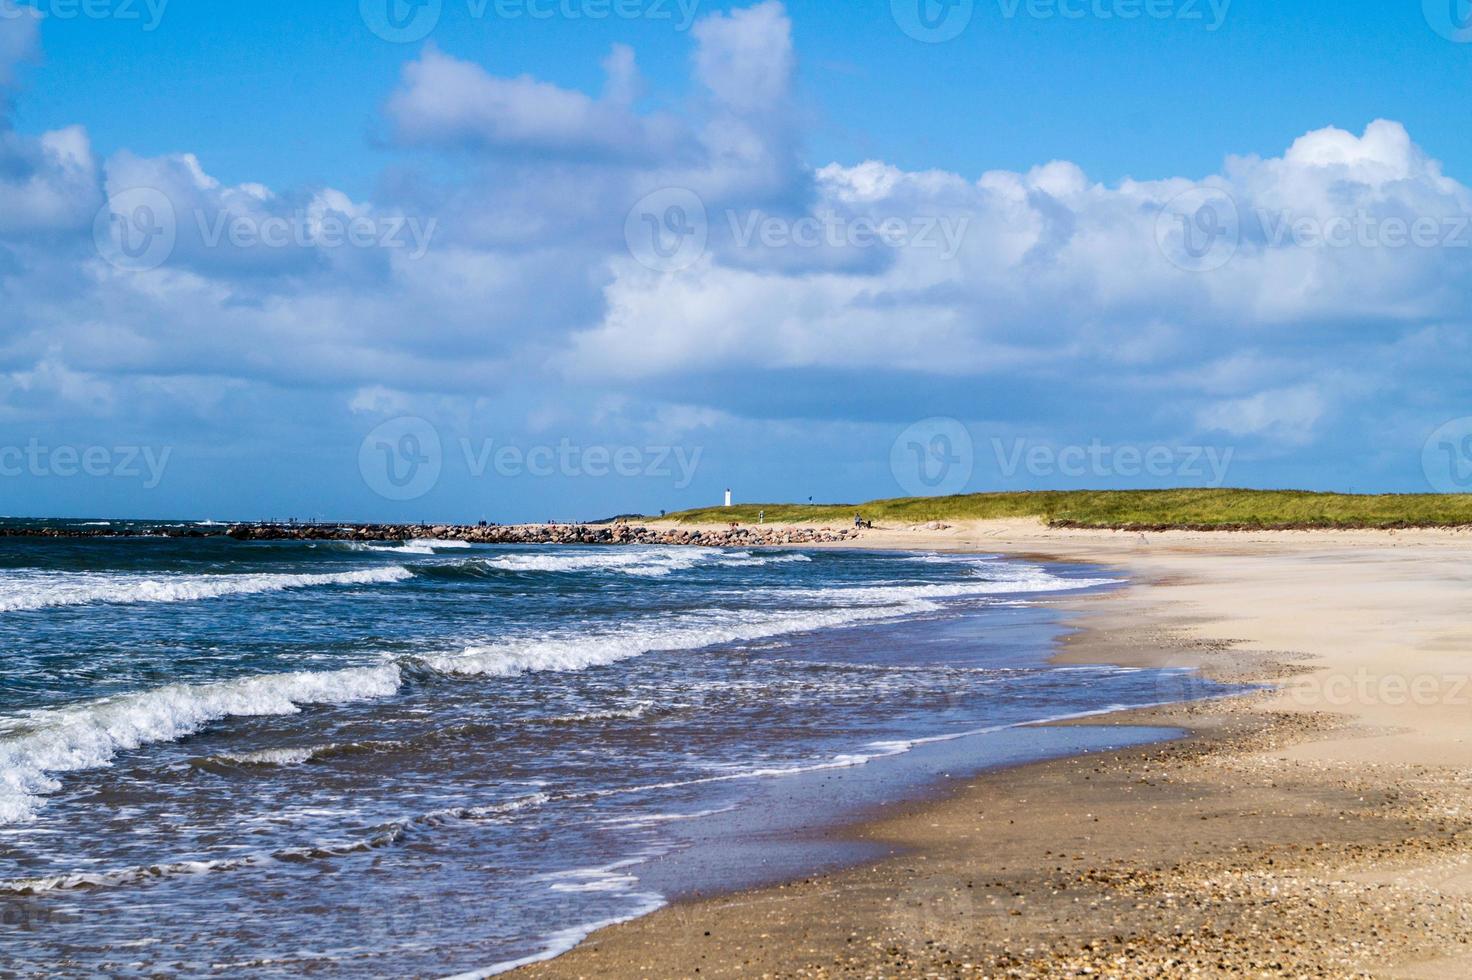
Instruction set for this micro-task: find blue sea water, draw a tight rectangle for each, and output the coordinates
[0,524,1210,975]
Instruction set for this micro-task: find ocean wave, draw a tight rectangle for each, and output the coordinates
[0,566,413,613]
[0,562,1105,825]
[326,538,474,556]
[0,663,403,826]
[900,554,1118,593]
[418,598,937,678]
[212,747,319,767]
[0,792,549,895]
[473,546,719,577]
[195,706,660,770]
[471,546,811,578]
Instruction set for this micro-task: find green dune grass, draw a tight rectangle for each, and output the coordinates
[656,489,1472,530]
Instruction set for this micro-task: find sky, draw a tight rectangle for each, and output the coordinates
[1,0,1470,521]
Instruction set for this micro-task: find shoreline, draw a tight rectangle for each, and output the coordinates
[510,519,1472,977]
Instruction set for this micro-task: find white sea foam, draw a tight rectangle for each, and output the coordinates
[0,566,414,613]
[345,538,474,555]
[418,597,938,679]
[214,747,318,766]
[0,554,1110,827]
[0,791,551,894]
[0,663,403,825]
[477,546,718,577]
[900,554,1118,594]
[476,546,809,578]
[413,569,1107,680]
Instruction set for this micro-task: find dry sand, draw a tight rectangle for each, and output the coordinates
[513,519,1472,978]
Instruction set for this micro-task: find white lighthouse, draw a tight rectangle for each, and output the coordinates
[724,488,732,508]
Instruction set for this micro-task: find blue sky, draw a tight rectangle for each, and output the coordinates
[2,0,1471,520]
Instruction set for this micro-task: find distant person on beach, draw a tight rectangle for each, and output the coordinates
[854,513,861,528]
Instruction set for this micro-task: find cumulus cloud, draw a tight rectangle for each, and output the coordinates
[384,44,684,162]
[574,119,1472,387]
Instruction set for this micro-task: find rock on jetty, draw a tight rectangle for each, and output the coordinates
[222,523,860,547]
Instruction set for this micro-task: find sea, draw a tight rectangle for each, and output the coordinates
[0,519,1220,976]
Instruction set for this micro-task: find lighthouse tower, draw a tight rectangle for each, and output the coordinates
[724,488,732,508]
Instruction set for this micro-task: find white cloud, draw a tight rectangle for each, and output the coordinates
[384,44,682,161]
[1196,384,1328,445]
[0,2,1468,497]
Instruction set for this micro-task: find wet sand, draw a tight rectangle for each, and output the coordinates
[514,520,1472,978]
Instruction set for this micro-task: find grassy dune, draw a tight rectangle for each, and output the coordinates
[659,489,1472,530]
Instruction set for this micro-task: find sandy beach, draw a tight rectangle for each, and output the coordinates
[513,519,1472,978]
